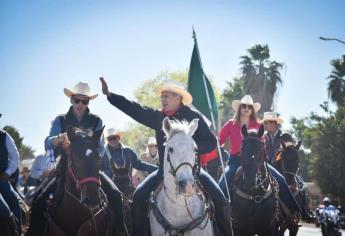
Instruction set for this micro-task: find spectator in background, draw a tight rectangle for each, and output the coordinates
[30,154,49,184]
[132,137,159,187]
[17,166,36,195]
[101,128,157,194]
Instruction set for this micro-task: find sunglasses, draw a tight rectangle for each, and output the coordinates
[107,136,119,141]
[148,145,157,148]
[264,121,277,125]
[73,98,89,105]
[241,104,253,109]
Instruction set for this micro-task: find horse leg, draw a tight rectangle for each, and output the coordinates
[99,172,125,235]
[260,226,277,236]
[289,227,299,236]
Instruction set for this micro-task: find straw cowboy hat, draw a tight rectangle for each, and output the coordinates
[262,112,284,124]
[232,95,261,112]
[64,82,98,100]
[157,79,193,105]
[104,128,122,139]
[147,137,157,146]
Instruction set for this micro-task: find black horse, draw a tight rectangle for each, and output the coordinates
[272,141,311,236]
[231,125,279,236]
[26,127,120,236]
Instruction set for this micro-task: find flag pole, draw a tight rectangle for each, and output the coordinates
[192,28,231,203]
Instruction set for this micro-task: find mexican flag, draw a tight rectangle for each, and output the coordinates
[187,30,219,131]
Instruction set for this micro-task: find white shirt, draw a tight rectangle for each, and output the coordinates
[4,132,20,176]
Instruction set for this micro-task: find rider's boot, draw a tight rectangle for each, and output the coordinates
[0,214,18,236]
[215,202,233,236]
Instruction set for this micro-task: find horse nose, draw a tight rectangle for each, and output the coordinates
[178,180,187,189]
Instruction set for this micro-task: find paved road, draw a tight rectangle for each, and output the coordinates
[284,224,344,235]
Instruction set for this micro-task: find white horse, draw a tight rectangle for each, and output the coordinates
[149,117,214,236]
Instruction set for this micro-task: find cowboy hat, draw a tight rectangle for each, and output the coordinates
[232,95,261,112]
[104,128,122,139]
[20,166,30,174]
[262,112,284,124]
[147,137,157,146]
[157,79,193,105]
[64,82,98,100]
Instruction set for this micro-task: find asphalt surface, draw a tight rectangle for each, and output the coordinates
[284,224,344,236]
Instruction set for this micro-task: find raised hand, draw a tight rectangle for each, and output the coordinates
[100,77,110,96]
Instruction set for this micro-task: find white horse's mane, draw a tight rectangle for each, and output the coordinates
[165,119,193,140]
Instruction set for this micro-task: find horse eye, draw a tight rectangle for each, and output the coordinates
[85,149,93,157]
[169,147,174,153]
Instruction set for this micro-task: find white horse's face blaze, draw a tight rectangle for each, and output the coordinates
[163,117,199,197]
[168,138,196,196]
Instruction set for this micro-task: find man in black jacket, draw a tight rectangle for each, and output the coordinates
[100,77,232,236]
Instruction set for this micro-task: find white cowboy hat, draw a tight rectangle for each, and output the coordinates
[64,82,98,100]
[104,128,122,139]
[262,112,284,124]
[147,137,157,146]
[157,79,193,105]
[232,95,261,112]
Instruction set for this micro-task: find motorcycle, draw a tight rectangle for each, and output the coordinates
[316,205,342,236]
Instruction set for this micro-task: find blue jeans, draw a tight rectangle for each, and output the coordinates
[132,168,228,236]
[0,193,11,217]
[219,156,301,213]
[0,180,21,223]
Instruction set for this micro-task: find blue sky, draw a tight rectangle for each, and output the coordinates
[1,1,345,155]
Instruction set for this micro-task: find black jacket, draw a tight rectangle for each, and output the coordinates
[100,144,157,178]
[107,93,217,171]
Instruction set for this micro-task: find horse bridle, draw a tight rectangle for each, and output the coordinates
[66,148,101,191]
[166,146,198,177]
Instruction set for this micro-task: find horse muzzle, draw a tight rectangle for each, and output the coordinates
[176,179,195,197]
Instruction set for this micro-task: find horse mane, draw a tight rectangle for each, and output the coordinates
[166,119,193,140]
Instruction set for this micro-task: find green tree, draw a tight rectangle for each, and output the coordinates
[2,125,35,160]
[239,44,284,112]
[327,54,345,107]
[220,77,246,123]
[293,109,345,206]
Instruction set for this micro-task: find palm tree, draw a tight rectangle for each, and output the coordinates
[239,44,284,112]
[327,54,345,107]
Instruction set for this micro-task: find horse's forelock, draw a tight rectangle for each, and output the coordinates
[166,120,192,140]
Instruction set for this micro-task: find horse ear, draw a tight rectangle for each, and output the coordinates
[296,140,302,150]
[188,118,199,136]
[257,124,265,138]
[281,140,287,150]
[93,126,105,142]
[67,127,76,142]
[162,117,171,136]
[241,125,248,137]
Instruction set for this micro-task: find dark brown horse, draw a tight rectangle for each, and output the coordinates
[28,127,118,236]
[231,125,279,236]
[272,141,311,236]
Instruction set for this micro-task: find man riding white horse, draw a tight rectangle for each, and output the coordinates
[27,82,126,235]
[100,77,232,235]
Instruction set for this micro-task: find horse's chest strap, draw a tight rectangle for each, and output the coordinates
[150,192,208,235]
